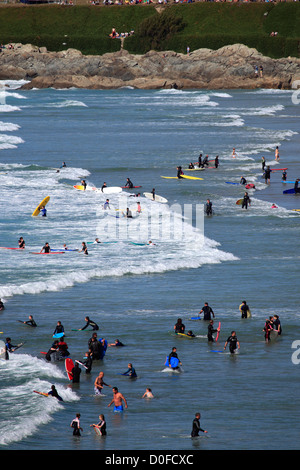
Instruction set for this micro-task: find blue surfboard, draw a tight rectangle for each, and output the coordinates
[283,188,296,194]
[164,356,179,369]
[53,332,64,339]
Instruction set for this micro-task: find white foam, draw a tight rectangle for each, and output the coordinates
[0,121,21,132]
[46,100,88,108]
[0,104,21,113]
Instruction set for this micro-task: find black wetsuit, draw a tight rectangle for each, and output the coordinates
[83,355,93,373]
[240,304,249,319]
[201,305,214,320]
[205,201,213,216]
[168,351,180,369]
[191,418,205,437]
[226,335,239,354]
[71,364,81,383]
[174,322,185,334]
[207,324,217,342]
[25,319,37,327]
[242,194,251,209]
[81,319,99,331]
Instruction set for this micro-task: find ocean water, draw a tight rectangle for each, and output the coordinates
[0,83,299,451]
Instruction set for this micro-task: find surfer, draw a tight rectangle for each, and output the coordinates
[125,178,134,189]
[240,176,247,185]
[177,166,184,178]
[136,202,142,213]
[79,242,88,255]
[261,156,266,171]
[294,179,300,193]
[18,237,25,249]
[232,148,236,158]
[207,320,219,342]
[40,242,51,253]
[199,302,215,320]
[80,316,99,331]
[91,414,106,435]
[89,335,103,360]
[174,318,185,334]
[202,155,209,167]
[71,413,83,436]
[198,154,203,167]
[0,299,4,311]
[21,315,37,327]
[239,301,250,319]
[94,371,111,395]
[273,315,282,335]
[263,320,273,342]
[82,351,93,373]
[4,337,17,359]
[151,188,156,200]
[215,155,219,169]
[71,361,81,383]
[264,166,271,184]
[122,363,137,378]
[108,387,128,412]
[224,331,240,354]
[271,203,278,209]
[168,347,182,369]
[205,199,213,216]
[40,205,47,217]
[45,340,59,362]
[61,162,67,168]
[53,321,65,336]
[242,192,251,210]
[108,339,125,347]
[48,385,63,401]
[81,179,87,190]
[282,170,287,182]
[57,337,70,358]
[188,162,195,169]
[101,182,107,192]
[191,413,208,437]
[275,146,280,161]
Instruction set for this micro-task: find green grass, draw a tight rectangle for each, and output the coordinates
[0,3,299,58]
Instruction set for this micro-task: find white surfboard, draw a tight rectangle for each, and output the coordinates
[143,192,168,204]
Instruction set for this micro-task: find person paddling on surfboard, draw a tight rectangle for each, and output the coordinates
[48,385,63,401]
[79,316,99,331]
[125,178,134,189]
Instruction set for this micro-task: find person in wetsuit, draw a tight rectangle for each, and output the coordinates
[174,318,185,334]
[40,242,51,253]
[80,316,99,331]
[205,199,213,216]
[168,347,182,369]
[82,351,93,374]
[71,362,81,383]
[207,320,218,342]
[240,301,250,319]
[242,192,251,210]
[18,237,25,249]
[177,166,184,179]
[199,302,215,320]
[191,413,207,437]
[125,178,134,188]
[122,363,137,378]
[224,331,240,354]
[48,385,63,401]
[215,156,219,169]
[294,179,300,193]
[22,315,37,327]
[53,321,64,336]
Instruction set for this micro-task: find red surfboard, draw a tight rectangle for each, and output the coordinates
[65,358,74,381]
[215,322,221,342]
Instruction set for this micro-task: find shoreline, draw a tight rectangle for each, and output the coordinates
[1,43,300,90]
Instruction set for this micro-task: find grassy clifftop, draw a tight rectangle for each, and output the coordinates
[0,3,299,58]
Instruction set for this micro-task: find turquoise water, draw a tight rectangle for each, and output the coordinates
[0,84,299,450]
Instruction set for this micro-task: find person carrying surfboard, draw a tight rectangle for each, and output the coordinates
[168,347,182,369]
[40,205,47,217]
[242,192,251,210]
[207,320,219,342]
[240,301,250,319]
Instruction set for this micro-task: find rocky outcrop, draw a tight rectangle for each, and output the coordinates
[0,42,300,90]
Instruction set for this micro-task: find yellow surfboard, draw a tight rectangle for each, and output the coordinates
[32,196,50,217]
